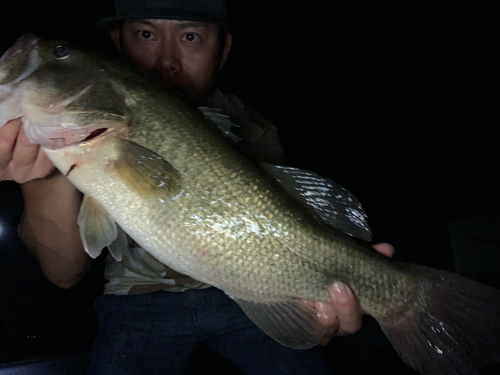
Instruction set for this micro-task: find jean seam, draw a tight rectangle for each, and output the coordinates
[188,289,213,339]
[165,342,198,374]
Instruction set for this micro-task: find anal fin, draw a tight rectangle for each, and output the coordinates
[233,298,328,349]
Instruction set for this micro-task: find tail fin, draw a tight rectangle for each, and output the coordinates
[378,265,500,375]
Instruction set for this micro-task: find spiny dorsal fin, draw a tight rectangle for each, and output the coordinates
[198,106,241,143]
[261,163,372,241]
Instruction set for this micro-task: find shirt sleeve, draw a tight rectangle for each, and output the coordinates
[207,89,286,165]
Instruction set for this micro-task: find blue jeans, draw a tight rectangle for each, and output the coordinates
[88,287,332,374]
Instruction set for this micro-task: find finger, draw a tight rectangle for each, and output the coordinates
[330,282,362,335]
[11,121,41,170]
[314,300,337,325]
[299,298,339,346]
[0,119,22,170]
[31,147,56,179]
[319,317,339,346]
[302,299,315,308]
[372,242,395,258]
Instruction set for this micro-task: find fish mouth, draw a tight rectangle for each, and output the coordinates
[81,128,109,142]
[21,84,127,149]
[24,118,120,150]
[49,126,119,149]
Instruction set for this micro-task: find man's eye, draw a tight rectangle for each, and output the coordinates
[184,33,198,42]
[139,30,152,39]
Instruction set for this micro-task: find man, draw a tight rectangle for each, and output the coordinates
[0,0,394,373]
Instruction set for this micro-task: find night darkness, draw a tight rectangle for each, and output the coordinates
[0,1,499,374]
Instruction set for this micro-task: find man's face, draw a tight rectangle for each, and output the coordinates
[111,19,232,105]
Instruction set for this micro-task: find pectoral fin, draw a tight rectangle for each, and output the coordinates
[233,298,327,349]
[114,139,182,199]
[78,194,119,260]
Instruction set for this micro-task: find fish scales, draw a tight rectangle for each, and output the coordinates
[109,76,358,301]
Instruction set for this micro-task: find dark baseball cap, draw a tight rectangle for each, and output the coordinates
[96,0,229,30]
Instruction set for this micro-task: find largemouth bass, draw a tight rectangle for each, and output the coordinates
[1,35,499,375]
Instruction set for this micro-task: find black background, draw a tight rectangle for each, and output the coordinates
[0,1,499,374]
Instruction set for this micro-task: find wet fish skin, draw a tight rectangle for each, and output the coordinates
[1,35,499,375]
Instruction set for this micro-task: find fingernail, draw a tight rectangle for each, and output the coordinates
[332,282,349,304]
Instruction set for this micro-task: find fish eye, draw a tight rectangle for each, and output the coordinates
[53,45,70,59]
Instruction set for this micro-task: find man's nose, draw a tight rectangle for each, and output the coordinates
[156,41,181,73]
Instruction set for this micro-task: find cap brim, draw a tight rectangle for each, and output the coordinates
[96,9,228,30]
